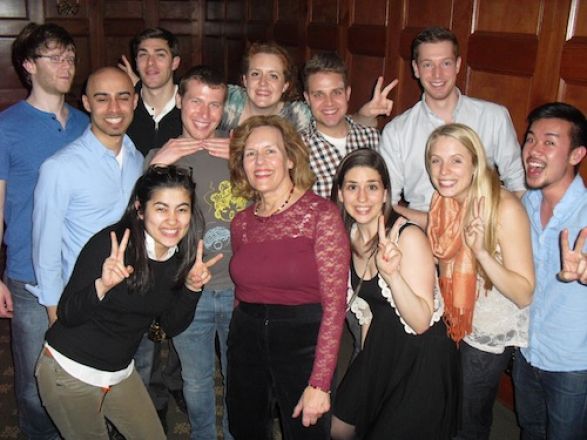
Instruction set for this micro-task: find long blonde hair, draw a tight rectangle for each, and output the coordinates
[425,123,502,285]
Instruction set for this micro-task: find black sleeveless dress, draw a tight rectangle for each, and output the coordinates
[333,265,459,440]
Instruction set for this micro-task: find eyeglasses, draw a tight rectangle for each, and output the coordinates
[34,54,77,65]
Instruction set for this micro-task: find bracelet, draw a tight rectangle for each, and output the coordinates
[309,384,331,394]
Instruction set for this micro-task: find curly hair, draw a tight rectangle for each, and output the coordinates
[12,22,75,90]
[229,115,315,199]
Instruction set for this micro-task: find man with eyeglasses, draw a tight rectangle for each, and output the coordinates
[0,23,88,439]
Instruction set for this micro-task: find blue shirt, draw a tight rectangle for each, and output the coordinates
[0,101,88,282]
[522,176,587,371]
[28,126,144,306]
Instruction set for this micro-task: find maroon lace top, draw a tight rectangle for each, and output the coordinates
[230,191,350,390]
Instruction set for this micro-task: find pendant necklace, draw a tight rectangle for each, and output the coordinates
[254,185,295,218]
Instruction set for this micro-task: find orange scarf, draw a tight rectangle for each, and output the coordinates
[427,193,478,343]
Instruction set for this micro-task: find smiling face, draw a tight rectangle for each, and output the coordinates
[523,118,586,194]
[242,53,289,111]
[304,71,350,137]
[177,78,225,140]
[339,166,387,228]
[412,41,461,103]
[82,68,138,150]
[25,42,76,96]
[135,37,180,90]
[140,187,192,259]
[242,125,294,197]
[428,135,475,203]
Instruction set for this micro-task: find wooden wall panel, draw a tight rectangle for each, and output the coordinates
[475,0,541,34]
[559,0,587,181]
[468,70,533,139]
[0,0,41,108]
[0,0,202,111]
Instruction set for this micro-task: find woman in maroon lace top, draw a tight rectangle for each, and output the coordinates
[227,115,350,439]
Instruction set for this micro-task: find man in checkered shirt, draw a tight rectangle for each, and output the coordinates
[301,52,380,198]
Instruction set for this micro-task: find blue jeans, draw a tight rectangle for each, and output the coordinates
[9,278,60,439]
[133,333,155,386]
[454,341,514,440]
[513,350,587,440]
[173,288,234,440]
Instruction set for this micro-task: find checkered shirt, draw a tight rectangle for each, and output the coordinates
[301,116,380,198]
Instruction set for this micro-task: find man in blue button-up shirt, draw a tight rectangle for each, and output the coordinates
[28,67,143,322]
[513,102,587,440]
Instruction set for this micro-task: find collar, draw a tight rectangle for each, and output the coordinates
[141,85,178,122]
[525,175,586,228]
[145,231,177,261]
[421,88,463,121]
[309,115,355,137]
[83,126,135,160]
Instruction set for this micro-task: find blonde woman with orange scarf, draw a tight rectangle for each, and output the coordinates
[425,123,535,440]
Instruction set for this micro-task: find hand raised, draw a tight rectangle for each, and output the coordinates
[464,197,487,256]
[149,137,205,166]
[117,55,139,86]
[359,76,399,118]
[202,137,230,160]
[185,240,223,292]
[98,230,134,296]
[375,215,406,277]
[559,227,587,284]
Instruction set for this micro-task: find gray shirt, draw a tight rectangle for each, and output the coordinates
[379,91,525,211]
[146,146,247,291]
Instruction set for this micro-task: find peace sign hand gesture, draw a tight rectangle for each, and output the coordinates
[375,216,406,278]
[464,197,487,257]
[359,77,399,118]
[185,240,223,292]
[559,227,587,285]
[96,230,134,299]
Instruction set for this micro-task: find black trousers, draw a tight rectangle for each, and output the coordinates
[226,302,330,440]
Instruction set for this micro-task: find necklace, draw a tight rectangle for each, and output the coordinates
[254,185,295,218]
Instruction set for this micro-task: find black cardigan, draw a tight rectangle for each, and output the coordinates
[46,225,200,372]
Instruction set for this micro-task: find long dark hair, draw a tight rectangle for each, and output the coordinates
[331,149,399,255]
[116,165,204,294]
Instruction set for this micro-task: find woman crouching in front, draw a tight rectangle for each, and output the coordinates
[36,165,221,439]
[227,115,350,439]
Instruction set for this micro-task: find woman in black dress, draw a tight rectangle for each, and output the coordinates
[330,149,458,440]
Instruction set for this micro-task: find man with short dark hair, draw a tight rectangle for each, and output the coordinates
[121,27,188,429]
[147,65,240,440]
[301,52,380,198]
[513,102,587,440]
[0,22,88,439]
[125,27,182,155]
[380,26,525,228]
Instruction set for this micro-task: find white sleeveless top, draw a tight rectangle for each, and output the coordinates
[463,247,529,354]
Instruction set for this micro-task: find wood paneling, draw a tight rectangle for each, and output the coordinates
[0,0,202,111]
[475,0,541,34]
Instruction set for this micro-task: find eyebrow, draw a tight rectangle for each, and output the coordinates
[527,130,560,138]
[137,46,169,52]
[92,91,132,98]
[153,201,191,208]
